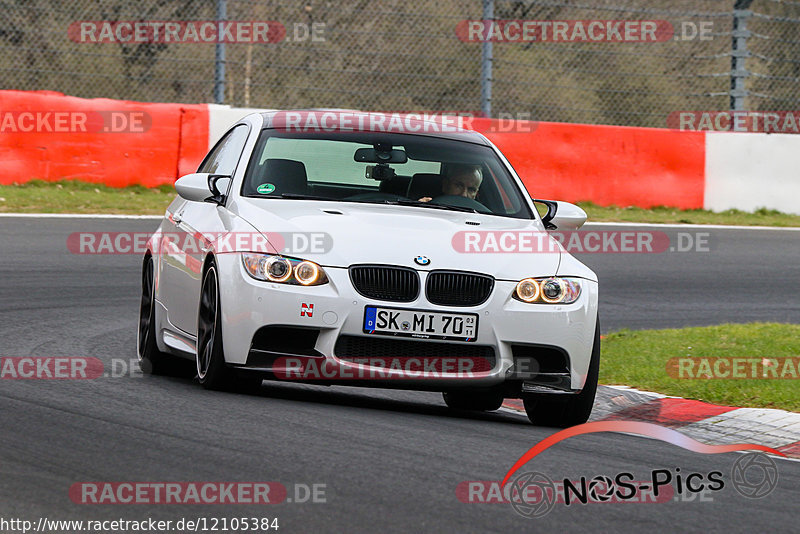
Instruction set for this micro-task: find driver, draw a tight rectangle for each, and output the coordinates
[419,164,483,202]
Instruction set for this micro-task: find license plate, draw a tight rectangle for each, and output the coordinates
[363,306,478,342]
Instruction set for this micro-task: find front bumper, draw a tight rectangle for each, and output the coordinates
[215,253,598,391]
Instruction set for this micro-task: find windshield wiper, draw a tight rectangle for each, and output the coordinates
[269,194,480,213]
[272,193,333,200]
[387,199,479,213]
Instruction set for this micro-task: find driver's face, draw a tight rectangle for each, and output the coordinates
[442,172,482,199]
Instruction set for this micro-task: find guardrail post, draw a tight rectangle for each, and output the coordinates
[730,3,753,111]
[214,0,227,104]
[480,0,494,118]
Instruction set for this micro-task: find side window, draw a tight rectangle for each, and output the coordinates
[198,125,249,175]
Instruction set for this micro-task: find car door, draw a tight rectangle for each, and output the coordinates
[160,124,250,337]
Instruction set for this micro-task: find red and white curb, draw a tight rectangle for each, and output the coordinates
[502,385,800,459]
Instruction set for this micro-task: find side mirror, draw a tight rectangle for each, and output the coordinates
[533,199,587,230]
[175,173,231,204]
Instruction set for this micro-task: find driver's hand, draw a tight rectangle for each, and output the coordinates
[418,197,432,203]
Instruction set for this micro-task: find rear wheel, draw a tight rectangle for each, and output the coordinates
[443,391,504,412]
[137,256,172,374]
[523,317,600,427]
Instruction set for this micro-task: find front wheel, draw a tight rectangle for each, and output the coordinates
[523,317,600,427]
[196,262,262,392]
[196,263,233,390]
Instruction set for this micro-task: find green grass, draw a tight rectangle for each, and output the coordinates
[576,202,800,227]
[600,323,800,412]
[2,181,800,227]
[0,180,174,215]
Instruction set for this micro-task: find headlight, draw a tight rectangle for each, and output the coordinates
[294,261,321,285]
[265,256,292,282]
[515,278,541,302]
[513,277,581,304]
[242,253,328,286]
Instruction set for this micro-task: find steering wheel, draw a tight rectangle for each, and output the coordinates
[430,195,492,213]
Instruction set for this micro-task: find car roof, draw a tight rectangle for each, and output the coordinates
[257,109,492,146]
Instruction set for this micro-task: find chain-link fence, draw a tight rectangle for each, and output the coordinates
[2,0,800,128]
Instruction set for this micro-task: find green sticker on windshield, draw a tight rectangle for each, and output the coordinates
[257,183,276,194]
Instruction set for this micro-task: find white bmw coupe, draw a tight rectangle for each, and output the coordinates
[138,111,600,427]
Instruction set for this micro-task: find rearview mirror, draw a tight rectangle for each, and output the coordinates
[533,199,587,230]
[354,147,408,164]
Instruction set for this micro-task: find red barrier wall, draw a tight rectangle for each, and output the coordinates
[0,91,706,209]
[177,105,212,178]
[0,90,208,187]
[473,119,706,209]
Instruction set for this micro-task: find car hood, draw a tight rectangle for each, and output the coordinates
[233,198,562,280]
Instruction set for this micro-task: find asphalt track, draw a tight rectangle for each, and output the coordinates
[0,217,798,533]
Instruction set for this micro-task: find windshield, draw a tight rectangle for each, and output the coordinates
[241,130,533,219]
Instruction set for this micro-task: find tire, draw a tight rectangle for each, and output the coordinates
[195,262,263,392]
[523,317,600,428]
[443,391,504,412]
[196,262,234,390]
[137,255,172,374]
